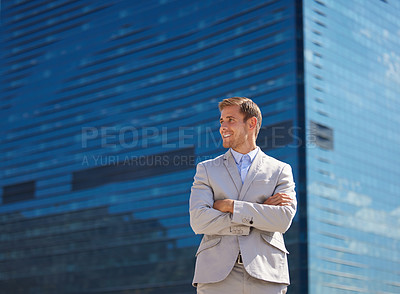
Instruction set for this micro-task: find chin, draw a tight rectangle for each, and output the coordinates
[222,141,231,148]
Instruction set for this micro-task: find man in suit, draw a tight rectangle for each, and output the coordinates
[189,97,296,294]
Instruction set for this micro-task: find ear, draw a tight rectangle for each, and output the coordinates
[248,117,257,131]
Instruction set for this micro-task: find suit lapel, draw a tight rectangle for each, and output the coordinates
[223,150,242,195]
[239,150,264,200]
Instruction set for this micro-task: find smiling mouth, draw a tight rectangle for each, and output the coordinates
[223,134,232,138]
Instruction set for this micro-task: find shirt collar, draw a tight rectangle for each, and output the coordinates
[230,147,259,165]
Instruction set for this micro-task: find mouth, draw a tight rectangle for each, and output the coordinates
[223,134,232,138]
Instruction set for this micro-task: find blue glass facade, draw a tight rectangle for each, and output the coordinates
[1,1,305,293]
[2,0,399,293]
[304,0,400,293]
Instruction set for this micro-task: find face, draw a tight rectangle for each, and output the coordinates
[219,105,252,152]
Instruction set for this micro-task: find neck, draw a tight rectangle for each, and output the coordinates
[232,142,257,154]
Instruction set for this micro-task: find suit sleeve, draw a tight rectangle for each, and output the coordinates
[231,163,297,233]
[189,162,233,235]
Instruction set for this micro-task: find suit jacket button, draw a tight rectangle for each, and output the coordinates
[249,220,253,224]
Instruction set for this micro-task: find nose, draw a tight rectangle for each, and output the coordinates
[220,121,228,129]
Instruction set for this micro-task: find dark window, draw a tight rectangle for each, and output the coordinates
[3,181,35,204]
[310,121,334,150]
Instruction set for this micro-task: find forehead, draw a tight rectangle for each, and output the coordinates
[220,105,243,118]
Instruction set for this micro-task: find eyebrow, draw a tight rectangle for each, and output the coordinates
[220,115,236,122]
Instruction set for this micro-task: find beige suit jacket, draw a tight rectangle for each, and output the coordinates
[189,149,296,286]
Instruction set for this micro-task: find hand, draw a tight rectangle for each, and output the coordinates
[213,199,234,213]
[263,193,292,206]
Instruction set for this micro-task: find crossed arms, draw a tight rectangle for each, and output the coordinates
[213,192,293,213]
[189,163,297,235]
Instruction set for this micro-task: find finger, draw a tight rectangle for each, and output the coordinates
[265,194,283,201]
[265,194,291,202]
[267,195,289,202]
[278,202,291,206]
[264,198,278,204]
[272,193,288,197]
[264,197,292,205]
[264,196,285,204]
[265,198,284,205]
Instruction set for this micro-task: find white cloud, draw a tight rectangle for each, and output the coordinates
[309,181,400,239]
[382,52,400,84]
[360,28,371,39]
[346,191,372,207]
[383,29,389,39]
[352,207,400,239]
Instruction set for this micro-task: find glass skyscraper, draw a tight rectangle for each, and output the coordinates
[1,0,399,293]
[303,0,400,293]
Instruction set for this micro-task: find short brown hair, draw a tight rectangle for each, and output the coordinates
[218,97,262,137]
